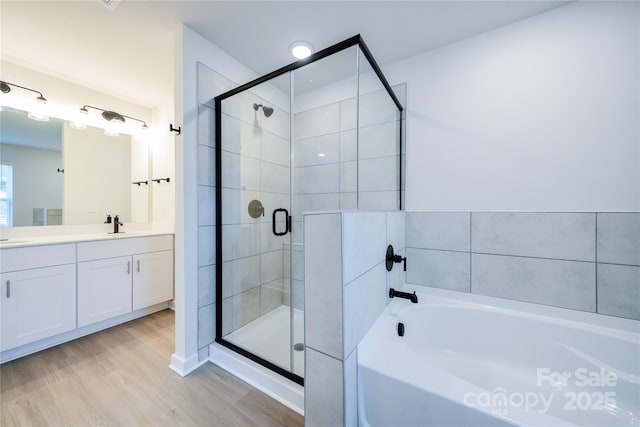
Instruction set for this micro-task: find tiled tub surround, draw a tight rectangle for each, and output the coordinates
[304,211,405,427]
[406,212,640,320]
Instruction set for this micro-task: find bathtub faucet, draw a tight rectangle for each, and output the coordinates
[389,288,418,303]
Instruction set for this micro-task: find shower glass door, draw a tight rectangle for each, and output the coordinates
[218,72,296,379]
[215,35,402,385]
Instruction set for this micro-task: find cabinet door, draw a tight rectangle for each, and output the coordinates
[0,264,76,351]
[78,256,132,328]
[133,250,174,310]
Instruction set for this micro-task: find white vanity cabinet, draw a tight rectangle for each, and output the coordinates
[133,250,174,310]
[0,245,76,352]
[77,256,133,328]
[77,235,174,328]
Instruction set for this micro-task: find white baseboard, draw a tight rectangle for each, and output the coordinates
[168,352,204,377]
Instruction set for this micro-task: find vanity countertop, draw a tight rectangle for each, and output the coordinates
[0,231,174,249]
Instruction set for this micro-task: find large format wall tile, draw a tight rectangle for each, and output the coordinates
[406,248,470,292]
[358,191,399,211]
[261,131,289,167]
[260,102,290,140]
[597,213,640,266]
[198,264,215,308]
[304,213,343,360]
[198,225,215,267]
[198,304,215,349]
[295,133,340,167]
[221,151,260,191]
[295,194,340,222]
[223,287,261,332]
[472,213,595,261]
[295,163,340,194]
[260,250,283,284]
[406,212,470,251]
[387,211,406,251]
[359,89,399,128]
[359,121,400,159]
[597,264,640,320]
[198,105,214,148]
[339,162,357,193]
[342,211,386,284]
[221,113,260,159]
[305,348,343,427]
[344,350,358,427]
[198,145,215,186]
[359,156,399,192]
[198,185,215,226]
[295,103,340,140]
[221,223,260,261]
[260,281,283,315]
[472,254,596,311]
[343,263,387,357]
[221,188,260,225]
[222,255,260,298]
[261,161,289,194]
[340,129,357,161]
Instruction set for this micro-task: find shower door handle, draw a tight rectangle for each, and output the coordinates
[272,208,291,236]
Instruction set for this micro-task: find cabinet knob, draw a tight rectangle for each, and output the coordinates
[5,280,10,298]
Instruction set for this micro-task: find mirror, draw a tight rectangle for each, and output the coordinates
[0,108,148,227]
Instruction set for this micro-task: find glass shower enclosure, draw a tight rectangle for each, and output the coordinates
[214,35,403,384]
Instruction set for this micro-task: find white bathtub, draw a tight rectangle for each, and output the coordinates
[357,286,640,426]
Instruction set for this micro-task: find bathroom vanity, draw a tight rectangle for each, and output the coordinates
[0,233,174,363]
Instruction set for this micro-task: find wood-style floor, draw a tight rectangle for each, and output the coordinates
[0,309,304,427]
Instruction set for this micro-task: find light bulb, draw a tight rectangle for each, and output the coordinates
[28,97,49,122]
[290,42,313,59]
[104,118,123,137]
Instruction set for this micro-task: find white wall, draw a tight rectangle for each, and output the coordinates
[0,143,63,226]
[383,1,639,212]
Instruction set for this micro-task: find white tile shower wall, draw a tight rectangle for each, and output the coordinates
[197,103,216,360]
[304,211,405,427]
[216,89,291,339]
[293,88,402,233]
[405,212,640,320]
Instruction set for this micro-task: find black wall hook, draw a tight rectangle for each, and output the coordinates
[152,177,171,183]
[57,168,64,174]
[169,124,181,135]
[132,180,149,186]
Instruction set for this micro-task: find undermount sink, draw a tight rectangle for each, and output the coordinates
[106,232,139,237]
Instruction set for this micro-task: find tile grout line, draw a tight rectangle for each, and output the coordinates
[469,212,473,293]
[595,213,598,313]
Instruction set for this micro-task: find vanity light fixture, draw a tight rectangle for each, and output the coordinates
[0,80,49,121]
[79,105,149,136]
[290,41,313,59]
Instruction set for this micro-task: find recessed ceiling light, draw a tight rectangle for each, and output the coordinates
[290,42,313,60]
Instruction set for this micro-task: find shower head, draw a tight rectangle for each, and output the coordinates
[253,103,274,118]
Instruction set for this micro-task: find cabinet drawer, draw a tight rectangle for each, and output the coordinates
[77,235,173,262]
[0,244,75,272]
